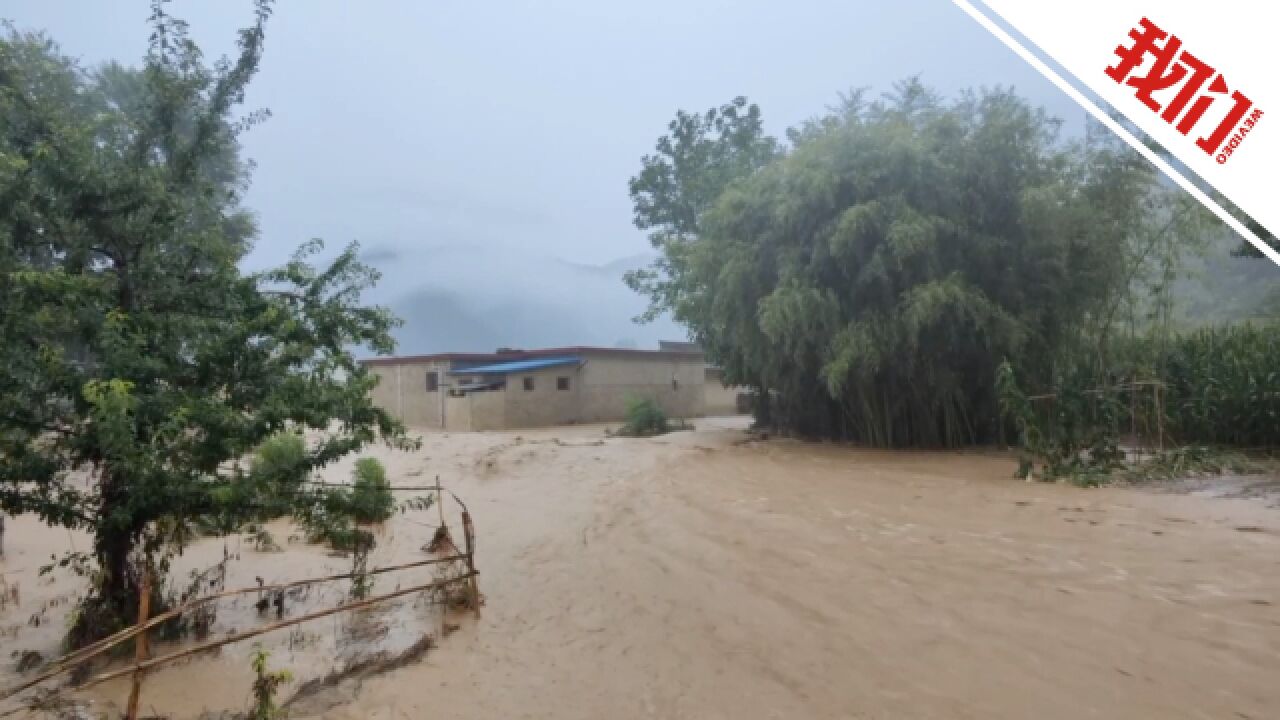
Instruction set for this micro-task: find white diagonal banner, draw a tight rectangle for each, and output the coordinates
[954,1,1280,267]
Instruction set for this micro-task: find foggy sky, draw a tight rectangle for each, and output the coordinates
[3,1,1089,352]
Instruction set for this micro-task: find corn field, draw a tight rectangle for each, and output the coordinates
[1158,323,1280,447]
[998,322,1280,479]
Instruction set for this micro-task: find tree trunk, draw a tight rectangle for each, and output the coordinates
[753,379,772,428]
[97,526,139,608]
[69,470,143,647]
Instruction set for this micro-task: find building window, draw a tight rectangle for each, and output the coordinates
[426,371,439,392]
[523,377,535,391]
[557,376,570,391]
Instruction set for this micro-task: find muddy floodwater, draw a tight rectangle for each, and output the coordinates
[2,417,1279,719]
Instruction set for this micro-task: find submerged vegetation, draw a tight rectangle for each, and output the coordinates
[628,81,1278,477]
[296,457,397,553]
[617,396,671,437]
[612,396,694,437]
[250,645,293,720]
[350,458,396,525]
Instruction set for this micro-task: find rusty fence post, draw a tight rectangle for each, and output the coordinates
[125,564,152,720]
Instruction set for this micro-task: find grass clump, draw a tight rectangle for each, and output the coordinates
[616,396,670,437]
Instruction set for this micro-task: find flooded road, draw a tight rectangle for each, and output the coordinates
[3,418,1279,718]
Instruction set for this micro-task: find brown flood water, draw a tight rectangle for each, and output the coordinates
[2,417,1279,719]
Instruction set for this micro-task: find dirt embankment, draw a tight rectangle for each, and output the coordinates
[3,419,1279,719]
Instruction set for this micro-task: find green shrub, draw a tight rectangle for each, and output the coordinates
[295,457,393,552]
[350,457,394,524]
[619,396,670,437]
[252,432,307,480]
[250,432,309,518]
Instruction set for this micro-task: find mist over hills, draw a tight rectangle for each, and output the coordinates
[358,233,1276,359]
[359,244,685,355]
[1175,249,1279,324]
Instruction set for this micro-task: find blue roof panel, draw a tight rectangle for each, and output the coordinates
[448,355,581,375]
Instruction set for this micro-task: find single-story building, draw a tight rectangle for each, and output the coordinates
[658,340,752,416]
[361,346,707,431]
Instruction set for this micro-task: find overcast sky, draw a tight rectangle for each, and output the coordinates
[5,0,1083,271]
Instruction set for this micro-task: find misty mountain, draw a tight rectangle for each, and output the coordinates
[1175,249,1279,324]
[360,235,1277,359]
[360,245,685,354]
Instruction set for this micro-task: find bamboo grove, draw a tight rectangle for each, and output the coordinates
[627,81,1279,455]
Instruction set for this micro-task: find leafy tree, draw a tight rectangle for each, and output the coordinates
[624,96,781,323]
[0,2,413,643]
[630,80,1166,446]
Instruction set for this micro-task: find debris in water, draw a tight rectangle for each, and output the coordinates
[13,649,43,673]
[426,525,455,554]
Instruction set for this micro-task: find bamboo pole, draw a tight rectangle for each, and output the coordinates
[462,510,480,615]
[1155,384,1165,452]
[300,480,453,492]
[124,566,152,720]
[76,572,477,692]
[0,553,468,703]
[435,476,446,530]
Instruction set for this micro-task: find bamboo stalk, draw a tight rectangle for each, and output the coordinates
[1155,384,1165,452]
[1130,382,1137,444]
[0,553,468,703]
[1025,380,1168,404]
[76,572,477,692]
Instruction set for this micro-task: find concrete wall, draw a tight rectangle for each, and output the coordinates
[484,354,705,428]
[444,390,507,431]
[704,381,743,416]
[368,360,452,428]
[503,364,585,428]
[573,354,704,422]
[703,367,749,416]
[471,390,507,431]
[443,394,471,432]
